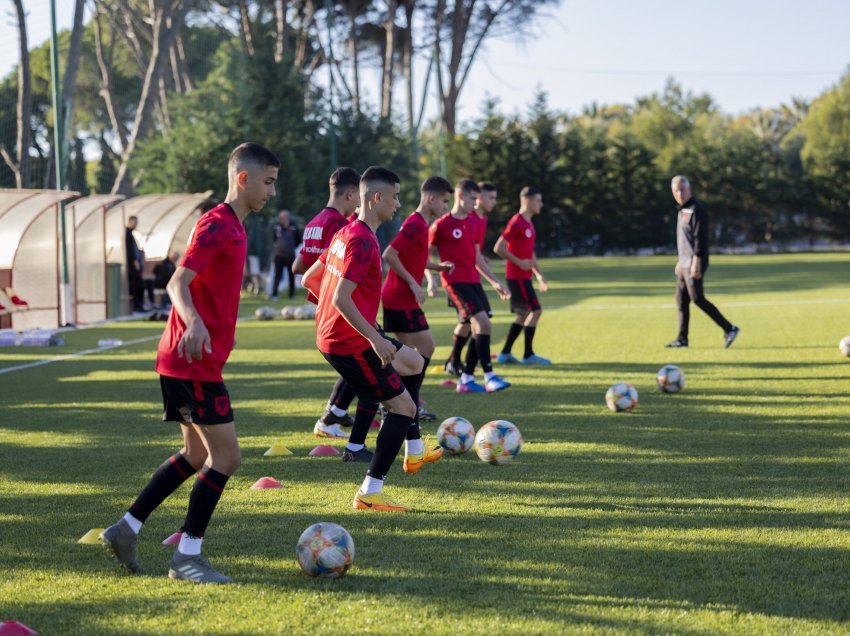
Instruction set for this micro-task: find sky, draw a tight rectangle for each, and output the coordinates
[2,0,848,122]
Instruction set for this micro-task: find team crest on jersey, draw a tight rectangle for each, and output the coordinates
[452,228,463,239]
[525,229,533,238]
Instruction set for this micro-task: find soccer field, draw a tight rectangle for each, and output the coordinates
[2,253,850,635]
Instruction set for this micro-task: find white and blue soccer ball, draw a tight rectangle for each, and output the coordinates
[437,417,475,455]
[606,383,638,412]
[296,522,354,578]
[657,365,685,394]
[474,420,522,465]
[255,306,276,320]
[839,336,850,357]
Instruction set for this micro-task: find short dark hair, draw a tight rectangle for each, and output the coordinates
[329,167,361,194]
[421,176,452,195]
[361,166,400,191]
[478,182,497,193]
[520,186,542,199]
[228,142,280,177]
[455,179,480,194]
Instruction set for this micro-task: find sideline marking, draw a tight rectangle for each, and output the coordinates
[0,335,160,376]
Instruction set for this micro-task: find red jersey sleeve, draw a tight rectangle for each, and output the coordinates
[391,218,422,253]
[181,214,226,275]
[501,215,520,242]
[428,218,441,247]
[340,235,373,284]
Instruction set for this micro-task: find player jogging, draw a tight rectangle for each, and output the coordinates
[381,176,455,420]
[100,142,280,584]
[429,179,511,393]
[495,186,551,365]
[302,166,442,512]
[292,168,380,456]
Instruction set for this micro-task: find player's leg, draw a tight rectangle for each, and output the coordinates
[394,326,437,421]
[667,274,690,348]
[342,399,379,462]
[520,281,550,365]
[285,257,296,298]
[314,376,355,438]
[499,279,524,363]
[688,276,739,347]
[445,323,471,375]
[467,286,510,393]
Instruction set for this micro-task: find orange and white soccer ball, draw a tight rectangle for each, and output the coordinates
[839,336,850,357]
[606,383,638,412]
[657,365,685,394]
[296,522,354,578]
[474,420,522,465]
[437,417,475,455]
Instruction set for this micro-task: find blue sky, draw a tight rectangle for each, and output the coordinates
[3,0,848,120]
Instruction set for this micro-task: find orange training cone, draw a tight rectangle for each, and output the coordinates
[250,476,283,489]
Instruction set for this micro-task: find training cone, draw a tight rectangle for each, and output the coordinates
[439,379,456,388]
[370,420,381,429]
[250,477,283,490]
[0,621,37,636]
[161,532,182,546]
[264,444,293,456]
[78,528,104,544]
[309,445,340,456]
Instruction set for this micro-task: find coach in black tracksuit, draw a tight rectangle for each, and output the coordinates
[667,175,740,349]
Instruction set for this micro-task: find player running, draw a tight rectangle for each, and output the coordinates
[495,186,551,365]
[381,176,455,421]
[99,142,280,584]
[302,166,442,512]
[429,179,511,393]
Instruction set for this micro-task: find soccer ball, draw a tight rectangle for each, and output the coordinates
[296,522,354,578]
[437,417,475,455]
[474,420,522,465]
[293,306,307,320]
[606,383,638,412]
[255,306,276,320]
[839,336,850,357]
[656,365,685,394]
[281,305,297,320]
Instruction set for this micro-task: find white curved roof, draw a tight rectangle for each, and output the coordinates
[0,189,79,269]
[67,194,125,228]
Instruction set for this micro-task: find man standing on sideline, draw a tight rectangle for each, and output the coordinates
[667,175,740,349]
[495,186,551,365]
[271,209,300,300]
[125,215,144,313]
[99,142,280,584]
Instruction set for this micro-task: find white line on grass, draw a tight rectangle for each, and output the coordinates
[0,335,161,376]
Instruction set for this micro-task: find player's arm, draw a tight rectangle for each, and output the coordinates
[300,259,325,297]
[425,246,443,296]
[475,244,509,300]
[333,279,396,365]
[292,252,306,275]
[383,245,425,305]
[531,252,549,292]
[494,235,533,271]
[691,205,707,280]
[167,266,211,362]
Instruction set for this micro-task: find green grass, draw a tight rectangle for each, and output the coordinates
[2,253,850,634]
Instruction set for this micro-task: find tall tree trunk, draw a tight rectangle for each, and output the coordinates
[294,1,317,69]
[111,1,189,195]
[348,10,360,115]
[93,8,128,151]
[59,0,86,183]
[2,0,32,188]
[239,0,256,58]
[402,0,415,133]
[381,0,397,120]
[274,0,288,63]
[175,32,194,92]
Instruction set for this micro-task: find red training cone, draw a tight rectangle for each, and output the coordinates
[370,420,381,429]
[309,445,340,456]
[161,532,182,545]
[0,621,37,635]
[250,476,283,489]
[439,379,456,388]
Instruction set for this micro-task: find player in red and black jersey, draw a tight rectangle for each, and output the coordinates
[100,143,280,584]
[495,186,551,365]
[302,167,442,512]
[292,168,378,450]
[429,179,511,393]
[381,176,455,421]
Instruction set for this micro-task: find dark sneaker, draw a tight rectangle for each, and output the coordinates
[417,404,437,421]
[168,552,233,584]
[443,360,462,377]
[100,519,141,573]
[342,447,374,462]
[724,326,740,349]
[319,409,354,428]
[665,338,688,348]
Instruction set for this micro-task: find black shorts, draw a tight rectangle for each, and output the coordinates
[445,282,492,323]
[383,307,430,333]
[322,338,405,403]
[160,375,234,425]
[508,278,541,313]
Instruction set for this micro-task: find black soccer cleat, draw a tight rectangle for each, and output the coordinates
[724,326,740,349]
[319,409,354,428]
[665,338,688,348]
[443,360,462,377]
[342,447,374,463]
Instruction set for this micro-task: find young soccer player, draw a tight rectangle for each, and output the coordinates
[100,142,280,584]
[440,181,499,376]
[292,167,377,450]
[495,186,551,365]
[381,176,455,421]
[429,179,511,393]
[302,166,442,512]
